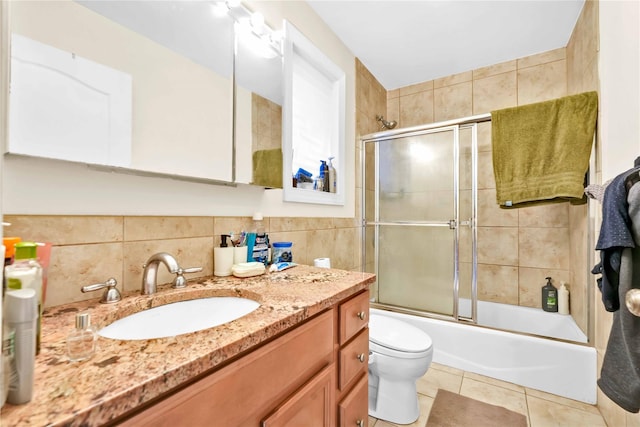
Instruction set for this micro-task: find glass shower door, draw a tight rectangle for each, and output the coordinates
[365,126,460,317]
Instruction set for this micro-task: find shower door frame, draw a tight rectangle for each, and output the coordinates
[361,113,491,324]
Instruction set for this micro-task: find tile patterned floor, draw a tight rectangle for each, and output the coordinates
[369,362,608,427]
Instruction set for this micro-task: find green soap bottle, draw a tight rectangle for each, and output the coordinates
[541,276,558,312]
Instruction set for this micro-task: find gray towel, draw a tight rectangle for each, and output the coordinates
[598,183,640,412]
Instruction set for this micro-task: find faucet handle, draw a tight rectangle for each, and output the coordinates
[82,277,121,303]
[172,266,203,289]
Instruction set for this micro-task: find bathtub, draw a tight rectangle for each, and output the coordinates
[371,307,597,404]
[458,298,588,343]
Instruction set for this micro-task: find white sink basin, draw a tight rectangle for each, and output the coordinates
[99,297,260,340]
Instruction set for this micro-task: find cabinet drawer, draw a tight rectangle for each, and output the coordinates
[338,373,368,427]
[339,291,369,345]
[339,328,368,390]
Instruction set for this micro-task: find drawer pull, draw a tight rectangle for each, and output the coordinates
[356,311,367,320]
[356,420,364,427]
[357,353,366,363]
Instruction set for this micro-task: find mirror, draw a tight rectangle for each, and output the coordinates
[282,21,345,205]
[232,8,284,188]
[7,0,234,183]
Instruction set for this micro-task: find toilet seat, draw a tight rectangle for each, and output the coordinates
[369,314,432,357]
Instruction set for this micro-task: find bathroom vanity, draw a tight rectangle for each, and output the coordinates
[0,265,374,426]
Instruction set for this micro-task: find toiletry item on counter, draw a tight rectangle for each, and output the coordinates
[272,242,293,264]
[66,312,96,362]
[249,213,269,265]
[214,235,234,277]
[328,156,336,193]
[232,262,266,278]
[5,242,43,354]
[3,237,21,297]
[36,242,52,304]
[5,288,37,405]
[558,282,570,315]
[269,262,298,272]
[314,258,331,268]
[233,246,248,265]
[0,244,7,409]
[1,321,14,409]
[541,276,558,312]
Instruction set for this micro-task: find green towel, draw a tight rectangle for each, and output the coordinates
[491,91,598,207]
[252,148,283,189]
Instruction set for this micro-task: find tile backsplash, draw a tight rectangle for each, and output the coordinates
[4,215,362,309]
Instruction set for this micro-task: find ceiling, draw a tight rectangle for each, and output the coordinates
[307,0,586,90]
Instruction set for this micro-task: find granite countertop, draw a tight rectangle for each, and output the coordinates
[1,265,375,427]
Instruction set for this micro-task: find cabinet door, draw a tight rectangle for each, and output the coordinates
[262,364,335,427]
[338,374,368,427]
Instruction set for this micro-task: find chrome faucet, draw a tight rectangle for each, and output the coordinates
[141,252,203,295]
[141,252,180,295]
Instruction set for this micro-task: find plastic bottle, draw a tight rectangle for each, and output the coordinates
[251,213,269,265]
[3,237,21,296]
[558,282,570,315]
[66,312,96,362]
[214,235,234,277]
[5,288,37,405]
[541,277,558,312]
[328,157,336,193]
[0,244,8,409]
[321,160,329,192]
[317,160,327,192]
[5,242,43,354]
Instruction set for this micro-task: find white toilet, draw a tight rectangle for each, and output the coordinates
[368,313,433,424]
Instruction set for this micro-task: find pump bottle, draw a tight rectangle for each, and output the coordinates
[328,157,337,193]
[541,277,558,312]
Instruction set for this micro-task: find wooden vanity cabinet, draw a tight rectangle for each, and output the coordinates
[117,290,370,427]
[335,291,370,427]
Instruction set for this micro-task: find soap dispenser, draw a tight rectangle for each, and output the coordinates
[541,277,558,312]
[214,235,233,276]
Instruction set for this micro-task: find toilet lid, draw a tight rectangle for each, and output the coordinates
[370,314,432,353]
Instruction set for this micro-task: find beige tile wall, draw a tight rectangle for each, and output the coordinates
[5,215,361,309]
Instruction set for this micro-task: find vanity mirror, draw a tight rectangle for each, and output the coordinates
[232,6,284,188]
[7,0,235,183]
[282,21,345,205]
